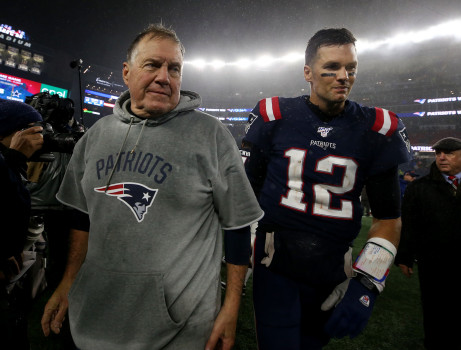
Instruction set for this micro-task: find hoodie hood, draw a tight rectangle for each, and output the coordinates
[114,89,202,126]
[103,89,202,191]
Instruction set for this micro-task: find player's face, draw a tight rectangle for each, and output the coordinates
[435,149,461,175]
[304,44,357,112]
[123,37,183,118]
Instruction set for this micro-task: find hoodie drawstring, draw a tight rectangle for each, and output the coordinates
[104,116,135,192]
[130,118,147,154]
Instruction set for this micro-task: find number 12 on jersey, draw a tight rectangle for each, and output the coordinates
[280,148,358,219]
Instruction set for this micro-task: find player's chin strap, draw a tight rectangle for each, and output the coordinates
[353,237,397,293]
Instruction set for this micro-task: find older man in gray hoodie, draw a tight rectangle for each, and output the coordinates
[41,24,263,350]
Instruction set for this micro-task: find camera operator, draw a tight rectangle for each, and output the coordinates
[25,92,83,291]
[0,98,43,350]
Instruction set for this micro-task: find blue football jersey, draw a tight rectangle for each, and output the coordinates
[243,96,412,244]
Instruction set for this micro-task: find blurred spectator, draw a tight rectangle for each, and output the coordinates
[0,99,43,350]
[27,153,73,287]
[396,137,461,350]
[399,170,419,199]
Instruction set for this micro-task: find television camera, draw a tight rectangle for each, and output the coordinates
[25,91,85,162]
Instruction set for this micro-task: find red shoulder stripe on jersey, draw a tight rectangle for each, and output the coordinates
[372,108,398,136]
[259,97,282,122]
[271,97,282,119]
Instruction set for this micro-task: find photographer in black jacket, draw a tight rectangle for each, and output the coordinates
[0,98,43,349]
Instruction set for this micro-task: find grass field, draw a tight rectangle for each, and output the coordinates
[26,216,425,349]
[230,216,425,350]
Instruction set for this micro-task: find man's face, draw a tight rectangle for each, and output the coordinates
[435,149,461,175]
[304,43,357,110]
[123,37,183,118]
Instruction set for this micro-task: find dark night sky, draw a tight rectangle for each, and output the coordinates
[3,0,461,70]
[2,0,461,107]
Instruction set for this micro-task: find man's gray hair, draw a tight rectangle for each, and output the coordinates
[126,23,185,63]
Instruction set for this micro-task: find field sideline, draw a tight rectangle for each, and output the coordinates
[27,216,425,349]
[230,216,425,350]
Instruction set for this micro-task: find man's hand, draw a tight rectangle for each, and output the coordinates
[42,228,88,336]
[205,263,246,350]
[41,283,70,336]
[9,125,43,159]
[205,303,238,350]
[398,264,414,278]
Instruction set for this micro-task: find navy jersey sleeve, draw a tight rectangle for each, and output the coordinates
[365,166,401,219]
[241,142,268,199]
[243,97,282,150]
[242,98,280,197]
[367,107,412,176]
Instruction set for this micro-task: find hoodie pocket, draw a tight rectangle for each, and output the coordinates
[68,262,183,346]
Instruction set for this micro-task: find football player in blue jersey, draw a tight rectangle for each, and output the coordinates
[242,28,412,349]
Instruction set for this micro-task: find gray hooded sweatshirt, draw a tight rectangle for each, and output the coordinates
[56,90,263,350]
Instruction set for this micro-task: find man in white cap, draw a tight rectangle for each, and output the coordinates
[396,136,461,350]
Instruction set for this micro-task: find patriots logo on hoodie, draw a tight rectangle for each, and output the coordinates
[94,182,158,222]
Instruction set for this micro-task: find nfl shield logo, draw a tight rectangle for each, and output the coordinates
[359,295,371,307]
[317,126,333,137]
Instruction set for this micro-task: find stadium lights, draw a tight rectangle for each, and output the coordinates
[187,59,207,69]
[233,58,252,69]
[281,52,304,63]
[357,18,461,52]
[184,18,461,70]
[255,55,276,67]
[210,59,226,69]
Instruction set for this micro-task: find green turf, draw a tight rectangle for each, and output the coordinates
[27,216,425,349]
[230,216,425,350]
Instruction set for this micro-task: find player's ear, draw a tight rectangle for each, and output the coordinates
[304,65,312,83]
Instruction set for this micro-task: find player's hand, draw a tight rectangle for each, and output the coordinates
[41,284,69,336]
[321,275,377,338]
[9,125,43,159]
[205,304,238,350]
[398,264,413,278]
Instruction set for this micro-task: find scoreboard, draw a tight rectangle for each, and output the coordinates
[0,71,68,102]
[0,24,45,76]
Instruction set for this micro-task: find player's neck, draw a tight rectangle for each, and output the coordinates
[306,97,346,122]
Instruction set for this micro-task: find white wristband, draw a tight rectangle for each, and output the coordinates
[353,238,396,284]
[367,237,397,256]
